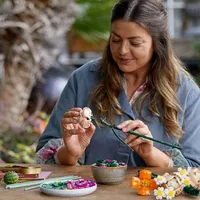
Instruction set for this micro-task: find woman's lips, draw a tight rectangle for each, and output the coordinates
[118,58,132,64]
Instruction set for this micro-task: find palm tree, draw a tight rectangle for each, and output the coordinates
[0,0,78,131]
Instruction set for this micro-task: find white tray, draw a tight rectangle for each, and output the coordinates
[40,180,97,197]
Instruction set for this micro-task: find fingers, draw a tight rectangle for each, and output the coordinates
[117,120,145,133]
[85,123,96,136]
[63,108,82,119]
[62,108,82,126]
[127,137,153,148]
[62,119,96,139]
[61,117,79,125]
[127,137,144,147]
[62,123,85,136]
[125,127,152,144]
[90,123,96,132]
[117,120,152,146]
[62,107,95,137]
[64,128,85,136]
[62,108,84,136]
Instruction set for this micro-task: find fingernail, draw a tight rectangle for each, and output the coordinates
[122,128,126,132]
[73,117,79,121]
[117,125,122,129]
[124,139,127,143]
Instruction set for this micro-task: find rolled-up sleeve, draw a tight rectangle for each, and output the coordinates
[36,72,77,153]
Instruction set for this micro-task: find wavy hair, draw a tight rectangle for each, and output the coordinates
[90,0,193,138]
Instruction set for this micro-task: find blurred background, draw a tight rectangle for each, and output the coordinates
[0,0,200,163]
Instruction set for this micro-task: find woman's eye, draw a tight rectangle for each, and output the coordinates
[112,40,121,43]
[130,42,142,46]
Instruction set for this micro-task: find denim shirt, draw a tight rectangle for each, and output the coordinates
[36,58,200,167]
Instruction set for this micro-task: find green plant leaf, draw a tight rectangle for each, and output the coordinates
[72,0,117,43]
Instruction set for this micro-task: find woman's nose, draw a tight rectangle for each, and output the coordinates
[119,41,130,55]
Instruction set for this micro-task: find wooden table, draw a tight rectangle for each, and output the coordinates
[0,164,199,200]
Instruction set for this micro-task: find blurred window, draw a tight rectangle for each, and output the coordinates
[164,0,185,38]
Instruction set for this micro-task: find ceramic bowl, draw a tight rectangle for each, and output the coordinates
[91,164,127,185]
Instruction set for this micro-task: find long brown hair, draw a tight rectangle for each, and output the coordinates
[90,0,193,138]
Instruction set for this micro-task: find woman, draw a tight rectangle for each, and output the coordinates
[36,0,200,167]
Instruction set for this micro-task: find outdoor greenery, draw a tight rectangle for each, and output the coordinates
[0,0,117,163]
[0,0,78,163]
[72,0,117,43]
[0,111,49,163]
[193,39,200,84]
[194,40,200,57]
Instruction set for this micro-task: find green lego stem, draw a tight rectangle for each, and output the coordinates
[99,117,182,150]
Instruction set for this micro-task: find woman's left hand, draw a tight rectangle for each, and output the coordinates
[117,120,153,158]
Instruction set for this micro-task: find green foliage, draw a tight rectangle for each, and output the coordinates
[194,39,200,57]
[0,111,49,163]
[0,129,38,164]
[72,0,117,43]
[185,0,199,2]
[192,39,200,85]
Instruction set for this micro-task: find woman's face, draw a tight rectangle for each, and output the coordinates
[110,20,153,75]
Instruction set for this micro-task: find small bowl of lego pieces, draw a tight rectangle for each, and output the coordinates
[40,178,97,197]
[91,159,127,185]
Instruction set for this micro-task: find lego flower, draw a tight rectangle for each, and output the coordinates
[164,187,175,199]
[167,179,178,188]
[178,168,188,178]
[154,187,166,199]
[154,175,167,185]
[183,178,190,186]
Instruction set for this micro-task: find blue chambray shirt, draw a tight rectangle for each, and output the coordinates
[36,58,200,167]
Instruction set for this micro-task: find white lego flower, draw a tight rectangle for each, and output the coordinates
[154,187,166,200]
[183,177,190,186]
[178,168,188,177]
[164,187,175,199]
[167,179,178,188]
[154,175,167,185]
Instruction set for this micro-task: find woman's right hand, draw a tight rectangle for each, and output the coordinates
[61,107,96,159]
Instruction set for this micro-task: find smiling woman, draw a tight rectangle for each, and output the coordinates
[110,20,153,99]
[36,0,200,168]
[110,21,153,74]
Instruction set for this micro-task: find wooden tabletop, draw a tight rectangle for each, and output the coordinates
[0,164,199,200]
